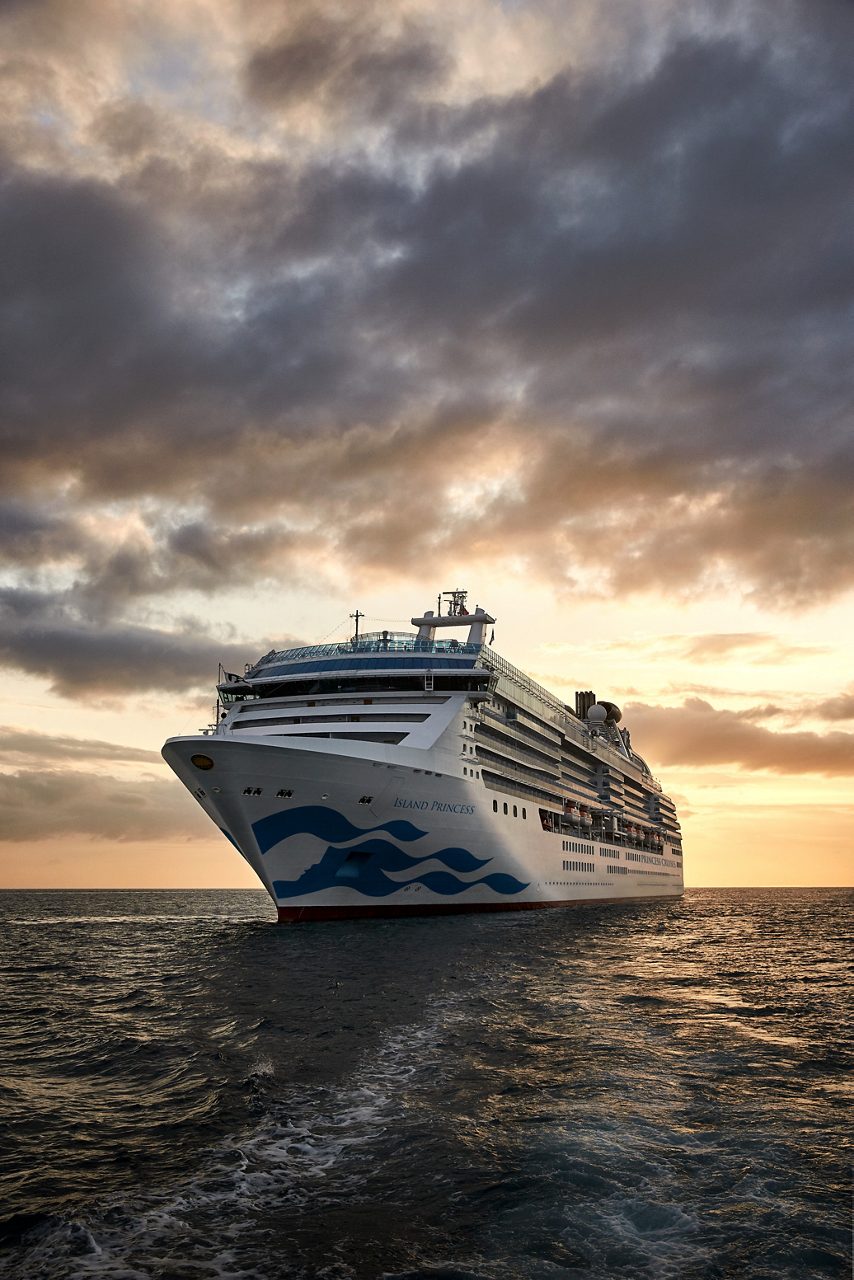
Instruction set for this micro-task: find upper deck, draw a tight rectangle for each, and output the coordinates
[224,594,662,790]
[245,632,484,681]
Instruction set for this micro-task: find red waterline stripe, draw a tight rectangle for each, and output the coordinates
[276,893,681,923]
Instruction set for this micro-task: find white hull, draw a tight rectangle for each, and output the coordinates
[163,735,684,920]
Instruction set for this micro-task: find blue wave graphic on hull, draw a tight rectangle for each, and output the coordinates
[311,837,492,875]
[272,848,528,899]
[256,806,529,900]
[416,870,529,896]
[253,805,428,856]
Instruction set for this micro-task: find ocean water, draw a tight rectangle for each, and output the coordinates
[0,889,850,1280]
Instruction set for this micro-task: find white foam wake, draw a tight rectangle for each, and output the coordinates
[7,998,464,1280]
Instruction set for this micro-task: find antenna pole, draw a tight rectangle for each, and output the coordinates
[350,609,365,643]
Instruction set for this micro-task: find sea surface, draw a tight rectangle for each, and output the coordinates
[0,888,850,1280]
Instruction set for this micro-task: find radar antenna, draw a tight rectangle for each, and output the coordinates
[442,588,469,617]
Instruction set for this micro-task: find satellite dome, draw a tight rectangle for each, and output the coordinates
[587,703,607,725]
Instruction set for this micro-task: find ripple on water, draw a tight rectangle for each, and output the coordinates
[0,887,850,1279]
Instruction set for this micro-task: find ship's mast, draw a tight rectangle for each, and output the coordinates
[443,588,469,616]
[412,589,495,646]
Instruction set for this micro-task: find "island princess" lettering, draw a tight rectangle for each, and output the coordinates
[393,797,475,815]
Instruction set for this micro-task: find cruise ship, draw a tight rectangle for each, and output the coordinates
[162,591,684,920]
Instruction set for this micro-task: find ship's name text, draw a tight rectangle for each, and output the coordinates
[393,797,475,815]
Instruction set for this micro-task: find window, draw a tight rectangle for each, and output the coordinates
[503,802,508,815]
[513,805,518,817]
[522,808,527,819]
[493,799,498,813]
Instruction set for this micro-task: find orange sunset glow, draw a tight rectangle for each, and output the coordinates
[0,1,851,890]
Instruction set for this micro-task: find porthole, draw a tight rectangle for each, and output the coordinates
[191,754,214,770]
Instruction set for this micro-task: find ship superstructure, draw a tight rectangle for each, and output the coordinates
[163,591,683,920]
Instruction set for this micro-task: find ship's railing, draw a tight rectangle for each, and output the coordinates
[250,635,483,671]
[479,648,567,715]
[479,650,660,782]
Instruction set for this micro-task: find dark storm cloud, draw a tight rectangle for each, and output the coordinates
[246,8,449,122]
[0,588,282,697]
[0,768,209,841]
[66,518,311,617]
[0,166,213,481]
[0,501,84,565]
[0,0,852,696]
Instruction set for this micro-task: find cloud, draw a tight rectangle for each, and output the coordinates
[814,692,854,723]
[626,697,854,776]
[0,588,284,697]
[0,0,852,701]
[245,6,450,123]
[0,726,161,765]
[664,633,828,663]
[0,768,209,841]
[674,634,789,661]
[0,501,86,567]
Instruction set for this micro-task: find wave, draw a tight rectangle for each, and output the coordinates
[252,805,428,856]
[324,838,491,875]
[272,841,528,900]
[255,803,528,900]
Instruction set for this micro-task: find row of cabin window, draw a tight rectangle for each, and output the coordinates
[561,860,594,873]
[625,850,679,867]
[562,839,593,854]
[462,767,480,777]
[492,799,527,819]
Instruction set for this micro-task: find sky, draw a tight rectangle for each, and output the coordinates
[0,0,852,889]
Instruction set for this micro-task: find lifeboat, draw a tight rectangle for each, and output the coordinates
[580,806,592,830]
